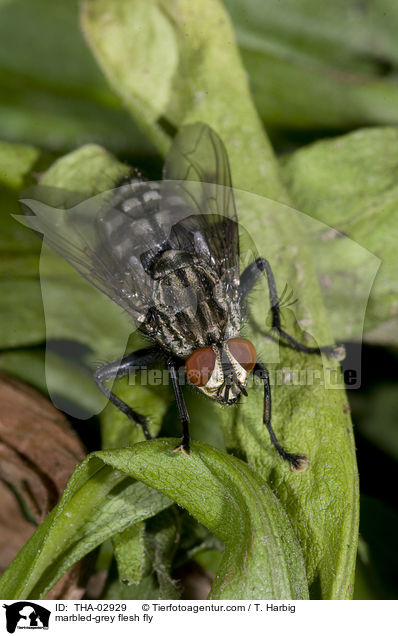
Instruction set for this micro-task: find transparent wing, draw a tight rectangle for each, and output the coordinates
[163,123,240,288]
[17,183,163,325]
[17,125,240,325]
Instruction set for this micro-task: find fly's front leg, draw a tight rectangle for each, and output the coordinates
[94,347,160,440]
[239,257,344,359]
[254,361,308,471]
[168,358,190,455]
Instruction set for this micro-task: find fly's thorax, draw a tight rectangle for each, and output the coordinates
[143,249,198,279]
[145,248,242,358]
[185,338,257,404]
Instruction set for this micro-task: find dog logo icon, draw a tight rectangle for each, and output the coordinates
[3,602,50,633]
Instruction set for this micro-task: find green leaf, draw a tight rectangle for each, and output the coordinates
[101,375,172,448]
[0,0,152,154]
[80,0,286,201]
[0,457,172,600]
[80,0,176,155]
[39,143,130,194]
[4,144,135,356]
[176,512,223,571]
[104,572,161,600]
[194,549,223,575]
[6,0,398,154]
[0,140,39,189]
[0,279,45,348]
[37,265,135,358]
[0,140,44,348]
[112,522,146,585]
[79,0,358,599]
[225,0,398,131]
[0,441,309,599]
[354,496,398,600]
[145,508,181,599]
[0,348,103,416]
[99,441,309,599]
[0,184,41,257]
[282,126,398,345]
[0,143,140,361]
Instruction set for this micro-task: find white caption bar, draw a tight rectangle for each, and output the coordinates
[1,599,396,636]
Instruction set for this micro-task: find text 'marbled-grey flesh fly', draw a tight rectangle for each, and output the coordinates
[18,123,344,470]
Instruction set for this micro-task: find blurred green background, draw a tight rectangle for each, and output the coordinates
[0,0,397,600]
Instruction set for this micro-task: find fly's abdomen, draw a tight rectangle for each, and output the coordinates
[148,250,229,357]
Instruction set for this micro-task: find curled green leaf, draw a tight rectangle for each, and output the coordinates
[113,522,146,586]
[97,441,309,599]
[0,441,308,600]
[0,458,172,600]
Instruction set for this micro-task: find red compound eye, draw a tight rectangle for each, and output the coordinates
[185,347,216,387]
[228,337,257,372]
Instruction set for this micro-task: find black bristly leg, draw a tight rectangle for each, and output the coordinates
[239,257,343,358]
[168,358,190,454]
[94,347,160,440]
[254,361,308,471]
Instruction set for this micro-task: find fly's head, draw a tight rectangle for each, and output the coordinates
[185,337,257,405]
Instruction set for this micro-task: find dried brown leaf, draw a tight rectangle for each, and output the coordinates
[0,372,86,594]
[0,373,85,519]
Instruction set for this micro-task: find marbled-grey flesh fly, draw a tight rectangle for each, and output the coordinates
[20,124,341,469]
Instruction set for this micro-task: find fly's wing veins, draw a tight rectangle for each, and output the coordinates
[163,123,240,290]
